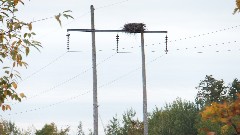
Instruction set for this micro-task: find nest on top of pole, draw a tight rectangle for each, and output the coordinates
[122,23,146,34]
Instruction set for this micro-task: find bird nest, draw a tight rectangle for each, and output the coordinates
[122,23,146,33]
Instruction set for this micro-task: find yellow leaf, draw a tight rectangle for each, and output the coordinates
[55,14,62,27]
[6,105,11,110]
[237,0,240,8]
[234,0,240,14]
[221,125,229,134]
[2,105,5,111]
[4,90,7,96]
[0,33,4,43]
[19,93,26,98]
[12,82,17,89]
[26,47,29,56]
[14,0,19,6]
[28,23,32,31]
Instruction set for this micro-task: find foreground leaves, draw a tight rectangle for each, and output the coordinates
[0,0,73,111]
[233,0,240,14]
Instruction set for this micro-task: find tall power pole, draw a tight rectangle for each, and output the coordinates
[91,5,98,135]
[141,32,148,135]
[67,6,167,135]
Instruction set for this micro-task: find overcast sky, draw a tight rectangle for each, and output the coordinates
[1,0,240,134]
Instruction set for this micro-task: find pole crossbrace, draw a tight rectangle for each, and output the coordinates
[67,29,167,33]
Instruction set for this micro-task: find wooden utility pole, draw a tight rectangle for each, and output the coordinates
[90,5,98,135]
[67,6,167,135]
[141,32,148,135]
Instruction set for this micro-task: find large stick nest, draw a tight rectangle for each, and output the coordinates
[122,23,146,33]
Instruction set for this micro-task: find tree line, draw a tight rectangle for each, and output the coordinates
[1,75,240,135]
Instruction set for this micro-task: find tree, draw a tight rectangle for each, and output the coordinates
[106,99,198,135]
[0,119,31,135]
[200,94,240,134]
[105,109,143,135]
[229,78,240,101]
[196,76,240,134]
[195,75,240,108]
[148,98,198,135]
[77,121,85,135]
[195,75,228,107]
[0,0,72,111]
[233,0,240,14]
[35,123,70,135]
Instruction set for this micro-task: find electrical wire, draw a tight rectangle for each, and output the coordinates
[7,39,240,116]
[168,25,240,43]
[20,51,69,82]
[99,112,107,135]
[11,52,117,105]
[7,90,91,116]
[83,24,240,52]
[95,0,129,10]
[12,38,239,106]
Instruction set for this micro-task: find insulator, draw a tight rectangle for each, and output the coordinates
[165,35,168,54]
[66,33,70,51]
[116,34,119,53]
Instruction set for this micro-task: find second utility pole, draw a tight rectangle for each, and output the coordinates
[141,32,148,135]
[91,5,98,135]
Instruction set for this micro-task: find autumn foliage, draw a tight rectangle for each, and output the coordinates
[0,0,73,111]
[234,0,240,14]
[201,93,240,134]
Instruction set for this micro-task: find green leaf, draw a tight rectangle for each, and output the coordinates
[233,8,238,15]
[63,10,72,13]
[63,14,74,19]
[5,70,9,74]
[3,67,10,69]
[24,33,27,38]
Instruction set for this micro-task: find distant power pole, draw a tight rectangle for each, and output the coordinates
[67,5,167,135]
[90,5,98,135]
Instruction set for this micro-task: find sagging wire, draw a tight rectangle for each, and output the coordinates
[6,40,240,116]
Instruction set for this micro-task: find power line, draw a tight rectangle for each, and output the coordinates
[6,41,240,116]
[77,24,240,53]
[99,112,107,135]
[95,0,129,10]
[169,25,240,43]
[11,53,117,105]
[7,90,91,116]
[14,39,239,106]
[21,51,69,82]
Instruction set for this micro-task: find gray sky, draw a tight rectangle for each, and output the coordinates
[1,0,240,134]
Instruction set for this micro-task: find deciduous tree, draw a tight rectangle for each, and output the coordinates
[201,94,240,134]
[195,75,240,108]
[148,98,198,135]
[0,0,72,111]
[35,123,70,135]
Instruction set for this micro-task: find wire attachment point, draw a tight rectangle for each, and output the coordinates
[165,35,168,54]
[116,34,119,53]
[66,33,70,51]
